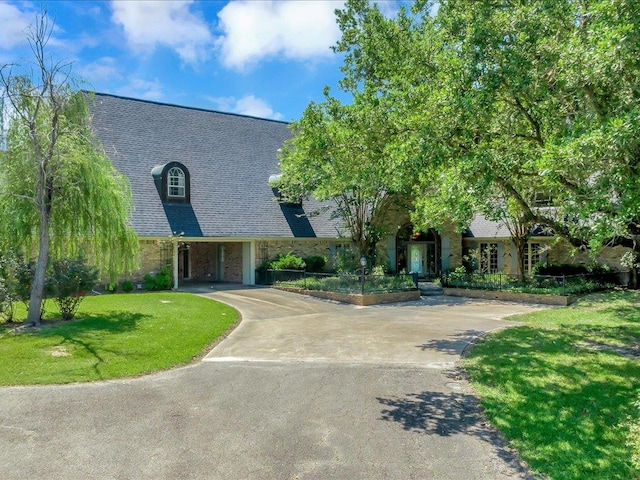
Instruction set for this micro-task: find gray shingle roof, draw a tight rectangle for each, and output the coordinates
[88,92,342,239]
[464,214,552,238]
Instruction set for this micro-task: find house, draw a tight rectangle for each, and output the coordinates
[88,92,344,287]
[88,93,629,286]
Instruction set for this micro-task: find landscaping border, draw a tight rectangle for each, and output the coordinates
[275,286,420,306]
[443,287,575,306]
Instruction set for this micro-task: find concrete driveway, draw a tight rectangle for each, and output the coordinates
[0,287,546,480]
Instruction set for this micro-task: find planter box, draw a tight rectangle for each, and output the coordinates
[443,287,576,306]
[276,287,420,306]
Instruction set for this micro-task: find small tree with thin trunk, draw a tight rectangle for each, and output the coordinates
[0,13,138,326]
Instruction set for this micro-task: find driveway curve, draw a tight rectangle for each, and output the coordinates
[0,286,547,480]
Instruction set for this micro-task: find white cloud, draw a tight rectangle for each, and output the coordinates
[0,2,33,50]
[206,94,283,120]
[117,78,163,101]
[216,0,344,71]
[77,57,123,84]
[110,0,213,64]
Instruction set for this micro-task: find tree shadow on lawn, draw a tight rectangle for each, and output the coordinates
[457,325,640,478]
[37,311,151,377]
[415,329,486,355]
[376,388,535,478]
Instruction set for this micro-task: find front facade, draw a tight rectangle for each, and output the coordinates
[89,92,345,287]
[90,93,629,286]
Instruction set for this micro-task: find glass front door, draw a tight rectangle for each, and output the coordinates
[410,244,426,274]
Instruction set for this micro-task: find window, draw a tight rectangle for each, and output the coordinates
[151,162,190,203]
[480,243,498,273]
[533,191,553,206]
[168,167,185,198]
[524,242,541,274]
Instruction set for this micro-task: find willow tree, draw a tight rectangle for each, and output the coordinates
[0,15,138,325]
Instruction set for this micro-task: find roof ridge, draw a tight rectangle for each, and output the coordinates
[83,90,290,125]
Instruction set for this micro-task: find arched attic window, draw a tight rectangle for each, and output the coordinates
[151,162,191,203]
[168,167,185,198]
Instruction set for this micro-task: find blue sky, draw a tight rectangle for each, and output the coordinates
[0,1,406,122]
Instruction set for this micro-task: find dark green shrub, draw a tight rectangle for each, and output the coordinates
[269,252,306,270]
[106,282,118,293]
[303,256,326,273]
[0,254,19,323]
[50,258,99,321]
[122,280,134,293]
[144,266,172,290]
[534,262,590,276]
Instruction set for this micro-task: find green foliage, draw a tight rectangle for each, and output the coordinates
[277,77,398,258]
[331,0,640,274]
[0,293,239,385]
[0,14,138,325]
[277,273,415,294]
[49,258,98,320]
[628,392,640,472]
[463,291,640,479]
[144,266,172,291]
[121,280,134,293]
[442,269,619,296]
[303,255,326,273]
[0,258,16,323]
[332,246,360,273]
[268,252,306,270]
[534,263,612,276]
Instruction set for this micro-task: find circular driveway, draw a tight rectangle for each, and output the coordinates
[0,287,545,479]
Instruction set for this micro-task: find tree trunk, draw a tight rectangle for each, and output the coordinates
[26,181,51,326]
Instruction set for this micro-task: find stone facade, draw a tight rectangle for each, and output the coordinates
[255,239,337,268]
[547,240,630,270]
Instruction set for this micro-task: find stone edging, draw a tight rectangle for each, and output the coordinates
[275,287,420,306]
[443,287,575,306]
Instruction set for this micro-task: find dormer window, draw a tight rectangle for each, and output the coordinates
[151,162,190,203]
[168,167,185,198]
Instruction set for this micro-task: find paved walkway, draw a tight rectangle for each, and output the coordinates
[0,286,547,479]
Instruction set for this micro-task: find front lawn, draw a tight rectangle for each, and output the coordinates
[0,293,239,385]
[463,291,640,479]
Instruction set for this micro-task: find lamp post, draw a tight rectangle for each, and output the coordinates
[360,255,367,295]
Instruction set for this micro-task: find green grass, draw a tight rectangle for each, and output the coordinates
[463,290,640,479]
[0,292,239,385]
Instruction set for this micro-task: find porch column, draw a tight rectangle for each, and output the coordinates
[242,241,256,285]
[172,241,179,290]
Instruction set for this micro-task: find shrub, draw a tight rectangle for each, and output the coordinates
[122,280,134,293]
[303,255,326,273]
[269,252,306,270]
[50,258,99,321]
[144,266,173,290]
[0,254,19,323]
[106,282,118,293]
[534,262,590,276]
[332,248,360,273]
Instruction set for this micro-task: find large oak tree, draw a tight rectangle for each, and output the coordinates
[330,0,640,285]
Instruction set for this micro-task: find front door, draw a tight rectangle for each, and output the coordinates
[410,244,426,274]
